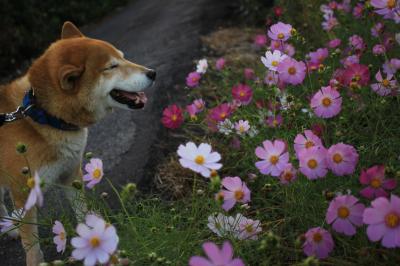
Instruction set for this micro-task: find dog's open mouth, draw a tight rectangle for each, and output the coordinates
[110,89,147,109]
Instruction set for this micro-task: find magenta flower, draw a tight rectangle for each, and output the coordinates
[186,71,201,88]
[277,57,306,85]
[220,176,250,211]
[264,71,278,85]
[189,241,244,266]
[161,105,184,129]
[186,104,198,119]
[83,158,104,189]
[303,227,334,259]
[279,163,297,185]
[255,139,289,177]
[232,84,253,105]
[209,103,233,122]
[371,70,397,96]
[53,220,67,253]
[363,194,400,248]
[326,143,359,176]
[244,68,255,80]
[359,165,397,199]
[371,22,384,37]
[299,146,328,180]
[266,114,283,128]
[310,86,342,118]
[342,63,370,88]
[294,130,324,156]
[308,48,329,64]
[193,99,206,112]
[216,58,226,71]
[372,44,386,55]
[348,34,366,51]
[254,34,268,47]
[383,58,400,75]
[268,22,292,41]
[327,38,341,48]
[326,195,365,236]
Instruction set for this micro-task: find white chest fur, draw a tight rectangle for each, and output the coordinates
[38,128,88,185]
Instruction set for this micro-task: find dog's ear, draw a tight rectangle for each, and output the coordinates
[59,65,84,92]
[61,21,84,39]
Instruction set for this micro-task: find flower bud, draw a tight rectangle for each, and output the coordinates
[72,180,82,190]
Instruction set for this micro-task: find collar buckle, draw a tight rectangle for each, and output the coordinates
[4,106,26,122]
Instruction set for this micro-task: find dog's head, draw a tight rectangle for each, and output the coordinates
[28,21,155,127]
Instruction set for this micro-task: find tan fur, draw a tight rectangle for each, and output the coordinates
[0,21,154,265]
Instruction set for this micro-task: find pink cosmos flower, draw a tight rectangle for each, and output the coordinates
[0,209,24,238]
[186,71,201,88]
[310,86,342,118]
[261,50,288,71]
[294,130,324,156]
[341,55,360,68]
[372,44,386,55]
[216,58,226,71]
[352,3,364,18]
[53,220,67,253]
[371,70,397,96]
[299,146,328,180]
[231,84,253,105]
[189,241,244,266]
[363,194,400,248]
[236,214,262,240]
[283,43,295,57]
[348,35,366,51]
[254,34,268,47]
[277,57,306,85]
[359,165,397,199]
[186,104,198,119]
[270,40,284,52]
[322,13,339,31]
[244,68,255,80]
[71,214,119,266]
[220,176,251,211]
[83,158,104,189]
[209,103,233,122]
[266,114,283,128]
[308,48,329,64]
[234,120,250,135]
[371,22,384,37]
[303,227,334,259]
[161,105,184,129]
[327,38,341,48]
[279,163,297,185]
[383,58,400,75]
[371,0,399,18]
[268,22,292,41]
[264,71,278,86]
[24,172,44,211]
[326,143,359,176]
[193,99,205,112]
[255,139,289,177]
[342,63,370,88]
[326,195,365,236]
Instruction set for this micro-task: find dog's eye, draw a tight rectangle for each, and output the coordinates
[104,64,119,71]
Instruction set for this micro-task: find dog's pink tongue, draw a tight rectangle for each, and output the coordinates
[120,91,147,103]
[137,92,148,104]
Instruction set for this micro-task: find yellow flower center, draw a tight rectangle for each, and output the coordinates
[305,141,315,149]
[239,91,245,97]
[354,75,361,82]
[90,236,101,248]
[312,232,323,243]
[307,159,318,169]
[277,33,285,39]
[332,153,343,164]
[322,97,332,107]
[288,67,296,75]
[195,155,205,165]
[283,171,293,181]
[219,113,226,119]
[337,206,350,219]
[382,79,390,87]
[93,169,102,179]
[385,213,400,228]
[370,178,381,188]
[269,155,279,165]
[171,114,178,121]
[387,0,396,9]
[216,191,225,201]
[239,126,245,132]
[272,119,278,126]
[210,170,218,178]
[59,232,66,241]
[215,222,221,229]
[26,178,35,189]
[271,61,279,67]
[245,224,254,233]
[234,190,244,201]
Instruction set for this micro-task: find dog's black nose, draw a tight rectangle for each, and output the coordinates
[146,70,156,80]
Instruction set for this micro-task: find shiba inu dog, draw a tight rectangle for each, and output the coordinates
[0,21,155,265]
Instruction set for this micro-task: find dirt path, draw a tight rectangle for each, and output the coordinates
[0,0,234,264]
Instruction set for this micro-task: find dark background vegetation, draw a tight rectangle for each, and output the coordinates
[0,0,129,78]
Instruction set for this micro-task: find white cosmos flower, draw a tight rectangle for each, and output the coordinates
[196,59,208,74]
[207,213,234,237]
[24,172,43,211]
[261,50,288,71]
[177,142,222,178]
[217,119,234,135]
